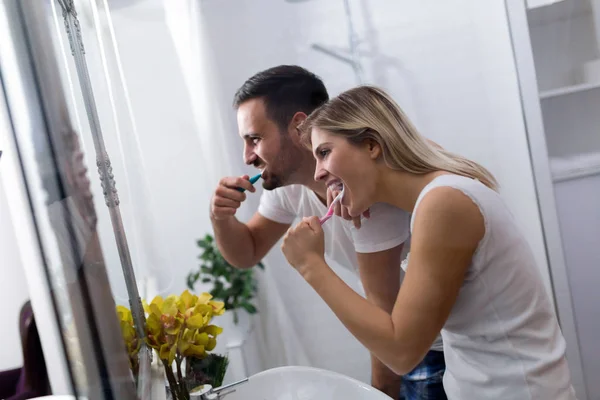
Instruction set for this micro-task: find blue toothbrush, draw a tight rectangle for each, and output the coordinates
[237,173,262,192]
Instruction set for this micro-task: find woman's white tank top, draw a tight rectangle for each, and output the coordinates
[406,174,576,399]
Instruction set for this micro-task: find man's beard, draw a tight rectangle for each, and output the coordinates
[262,173,282,190]
[261,138,304,191]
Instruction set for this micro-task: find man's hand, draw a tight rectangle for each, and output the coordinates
[371,359,402,399]
[326,186,370,229]
[210,175,256,220]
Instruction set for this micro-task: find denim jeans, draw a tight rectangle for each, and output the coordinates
[399,350,447,400]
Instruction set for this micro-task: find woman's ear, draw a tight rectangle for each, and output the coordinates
[365,138,382,160]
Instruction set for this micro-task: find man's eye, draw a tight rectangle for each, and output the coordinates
[251,137,260,145]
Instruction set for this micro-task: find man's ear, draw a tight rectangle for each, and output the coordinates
[288,112,308,139]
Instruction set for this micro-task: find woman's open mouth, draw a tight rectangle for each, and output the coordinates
[327,180,343,193]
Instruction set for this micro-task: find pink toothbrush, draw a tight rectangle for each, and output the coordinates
[319,186,345,225]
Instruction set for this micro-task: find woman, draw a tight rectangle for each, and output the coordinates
[281,86,576,399]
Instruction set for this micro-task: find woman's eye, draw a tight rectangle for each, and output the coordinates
[319,149,330,158]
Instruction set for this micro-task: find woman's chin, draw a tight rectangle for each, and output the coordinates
[343,194,364,218]
[343,197,365,218]
[348,206,364,218]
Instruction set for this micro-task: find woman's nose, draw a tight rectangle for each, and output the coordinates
[314,166,327,182]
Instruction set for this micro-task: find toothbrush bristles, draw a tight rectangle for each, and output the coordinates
[320,186,344,225]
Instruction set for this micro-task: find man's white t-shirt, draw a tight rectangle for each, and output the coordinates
[258,184,444,352]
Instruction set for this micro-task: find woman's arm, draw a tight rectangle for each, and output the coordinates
[283,186,484,375]
[356,246,404,396]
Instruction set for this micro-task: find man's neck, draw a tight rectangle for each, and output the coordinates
[305,179,328,205]
[292,166,328,205]
[288,154,329,205]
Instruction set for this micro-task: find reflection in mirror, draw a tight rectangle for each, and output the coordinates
[0,0,598,399]
[52,1,152,397]
[1,0,137,398]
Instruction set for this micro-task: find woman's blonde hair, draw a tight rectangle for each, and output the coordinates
[300,86,498,190]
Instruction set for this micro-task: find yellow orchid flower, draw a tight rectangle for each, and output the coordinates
[178,290,197,312]
[162,295,179,316]
[178,328,210,358]
[202,325,223,337]
[193,331,210,346]
[143,295,164,313]
[211,302,225,316]
[192,303,212,317]
[159,343,177,365]
[196,292,213,304]
[120,290,226,370]
[145,313,163,350]
[116,305,140,371]
[185,314,207,330]
[206,337,217,352]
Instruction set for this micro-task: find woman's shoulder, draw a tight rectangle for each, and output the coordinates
[411,179,486,248]
[414,174,493,219]
[416,184,483,225]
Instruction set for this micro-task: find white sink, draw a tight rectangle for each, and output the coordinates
[222,366,392,400]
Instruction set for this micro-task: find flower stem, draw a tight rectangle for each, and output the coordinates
[176,356,188,400]
[185,356,191,379]
[162,360,180,399]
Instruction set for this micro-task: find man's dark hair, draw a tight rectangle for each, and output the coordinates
[233,65,329,131]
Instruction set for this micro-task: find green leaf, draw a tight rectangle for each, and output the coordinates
[187,275,196,290]
[240,303,257,314]
[191,233,264,313]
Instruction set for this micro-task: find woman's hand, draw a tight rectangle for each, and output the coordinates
[282,216,326,277]
[327,186,370,229]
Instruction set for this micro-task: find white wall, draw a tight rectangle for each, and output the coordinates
[0,173,30,370]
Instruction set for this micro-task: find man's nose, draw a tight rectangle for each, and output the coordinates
[244,144,257,165]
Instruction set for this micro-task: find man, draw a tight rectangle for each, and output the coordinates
[210,65,446,399]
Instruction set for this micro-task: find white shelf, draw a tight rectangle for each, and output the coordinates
[550,152,600,182]
[527,0,567,10]
[527,0,591,25]
[539,80,600,99]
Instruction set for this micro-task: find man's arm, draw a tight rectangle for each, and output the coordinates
[210,175,291,268]
[357,245,404,399]
[211,212,290,269]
